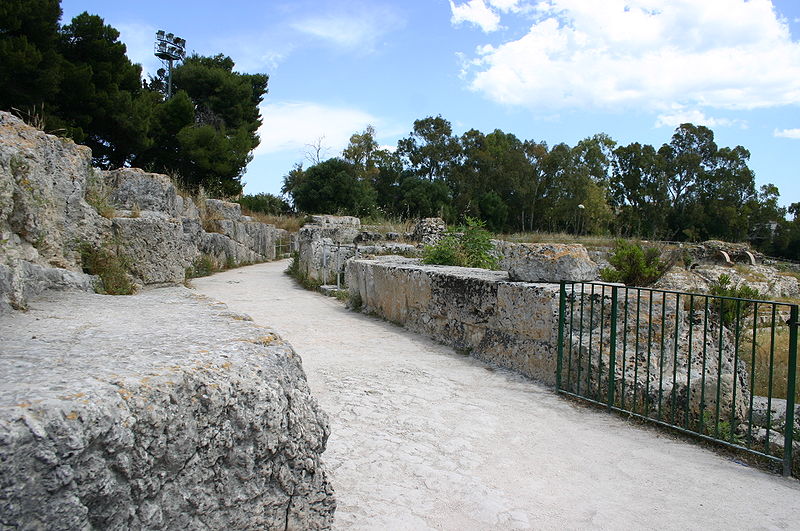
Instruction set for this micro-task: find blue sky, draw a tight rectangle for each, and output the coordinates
[61,0,800,208]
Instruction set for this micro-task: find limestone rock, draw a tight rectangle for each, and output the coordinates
[105,168,182,217]
[0,287,335,529]
[204,198,242,221]
[500,242,598,282]
[309,215,360,227]
[112,216,189,285]
[411,218,446,246]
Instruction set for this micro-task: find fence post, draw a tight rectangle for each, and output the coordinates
[783,305,798,477]
[557,281,567,391]
[607,285,619,410]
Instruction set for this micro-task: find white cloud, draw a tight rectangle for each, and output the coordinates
[292,6,403,51]
[255,102,379,157]
[655,107,746,129]
[462,0,800,113]
[114,22,160,78]
[450,0,502,32]
[774,128,800,139]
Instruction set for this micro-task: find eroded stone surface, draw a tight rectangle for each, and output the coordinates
[0,287,334,529]
[496,241,599,283]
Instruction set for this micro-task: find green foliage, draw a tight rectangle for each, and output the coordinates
[285,252,322,291]
[79,242,134,295]
[289,158,377,216]
[422,217,498,269]
[708,274,761,325]
[185,254,216,279]
[1,4,268,197]
[84,171,115,218]
[236,193,291,215]
[600,240,672,286]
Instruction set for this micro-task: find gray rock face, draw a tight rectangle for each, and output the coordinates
[0,287,335,529]
[0,111,288,309]
[497,242,599,282]
[0,112,107,310]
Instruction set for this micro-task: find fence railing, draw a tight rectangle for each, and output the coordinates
[274,237,293,259]
[557,281,799,476]
[320,243,360,289]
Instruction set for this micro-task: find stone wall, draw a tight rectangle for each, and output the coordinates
[346,256,563,385]
[0,112,286,311]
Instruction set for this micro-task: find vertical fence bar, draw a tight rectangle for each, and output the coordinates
[567,283,576,390]
[557,281,567,391]
[685,295,694,430]
[621,288,629,410]
[588,284,596,398]
[633,290,641,412]
[607,286,619,409]
[731,300,742,443]
[645,293,654,416]
[657,292,667,421]
[671,293,681,425]
[598,285,607,401]
[699,296,709,434]
[715,297,725,439]
[747,302,759,446]
[577,284,586,395]
[783,305,798,477]
[766,305,777,454]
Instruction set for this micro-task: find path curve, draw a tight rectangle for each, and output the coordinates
[192,261,799,530]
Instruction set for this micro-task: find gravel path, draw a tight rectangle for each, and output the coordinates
[192,260,799,530]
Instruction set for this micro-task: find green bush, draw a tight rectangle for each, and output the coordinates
[599,240,672,286]
[186,254,216,279]
[422,217,498,269]
[79,243,134,295]
[708,274,761,325]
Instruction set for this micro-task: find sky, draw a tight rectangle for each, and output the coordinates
[61,0,800,208]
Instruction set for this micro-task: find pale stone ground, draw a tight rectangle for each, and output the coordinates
[193,260,800,530]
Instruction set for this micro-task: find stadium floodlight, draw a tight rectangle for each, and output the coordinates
[154,30,186,99]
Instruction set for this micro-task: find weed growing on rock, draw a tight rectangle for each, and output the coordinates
[85,171,115,219]
[708,274,761,325]
[422,217,498,269]
[79,243,134,295]
[285,252,322,290]
[186,254,217,279]
[600,240,674,286]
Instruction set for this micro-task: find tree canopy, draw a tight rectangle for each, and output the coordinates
[282,117,795,259]
[0,1,268,196]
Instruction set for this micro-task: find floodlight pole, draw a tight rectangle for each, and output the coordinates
[154,30,186,99]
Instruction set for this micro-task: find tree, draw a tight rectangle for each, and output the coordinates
[610,142,668,237]
[57,12,150,168]
[397,115,460,181]
[289,158,376,216]
[0,0,63,119]
[138,54,269,196]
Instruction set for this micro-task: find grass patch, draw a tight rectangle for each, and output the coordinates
[741,323,799,402]
[186,254,217,279]
[85,171,115,219]
[79,242,134,295]
[240,208,304,232]
[285,252,322,290]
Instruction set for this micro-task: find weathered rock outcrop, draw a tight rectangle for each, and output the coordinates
[495,241,599,282]
[0,287,334,529]
[0,112,287,311]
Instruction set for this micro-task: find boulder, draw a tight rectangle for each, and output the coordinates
[105,168,181,217]
[501,242,598,282]
[0,287,335,529]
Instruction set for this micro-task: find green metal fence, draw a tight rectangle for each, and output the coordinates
[557,281,799,476]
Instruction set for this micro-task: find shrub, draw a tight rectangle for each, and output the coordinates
[422,217,498,269]
[186,254,217,279]
[79,243,134,295]
[708,273,761,325]
[599,240,673,286]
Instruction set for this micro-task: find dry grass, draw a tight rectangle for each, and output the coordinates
[741,318,799,401]
[360,216,415,235]
[500,231,626,250]
[239,208,304,232]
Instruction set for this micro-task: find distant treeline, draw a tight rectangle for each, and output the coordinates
[268,118,798,259]
[1,0,267,196]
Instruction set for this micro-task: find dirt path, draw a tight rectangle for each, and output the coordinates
[192,261,799,530]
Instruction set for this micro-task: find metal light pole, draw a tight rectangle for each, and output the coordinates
[154,30,186,99]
